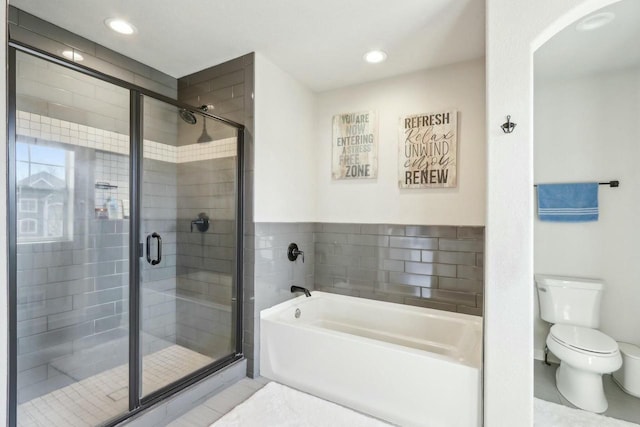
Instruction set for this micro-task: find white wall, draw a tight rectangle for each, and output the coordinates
[254,53,317,222]
[315,59,486,226]
[255,56,486,226]
[485,0,620,426]
[533,67,640,358]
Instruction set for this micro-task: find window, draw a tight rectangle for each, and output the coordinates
[19,198,37,213]
[16,141,74,242]
[18,219,37,235]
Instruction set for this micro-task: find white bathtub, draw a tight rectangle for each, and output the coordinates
[260,291,482,427]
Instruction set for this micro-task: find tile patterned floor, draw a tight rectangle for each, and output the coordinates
[167,377,270,427]
[534,360,640,424]
[17,345,214,427]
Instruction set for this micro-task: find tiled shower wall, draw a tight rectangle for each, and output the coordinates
[16,218,129,403]
[178,55,256,376]
[175,156,238,356]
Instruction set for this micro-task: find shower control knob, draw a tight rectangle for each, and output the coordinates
[287,243,304,263]
[190,212,210,233]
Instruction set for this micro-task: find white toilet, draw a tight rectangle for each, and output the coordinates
[535,274,622,413]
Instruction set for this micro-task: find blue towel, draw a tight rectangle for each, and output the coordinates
[537,183,599,222]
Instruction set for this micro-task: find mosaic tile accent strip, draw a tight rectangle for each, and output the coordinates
[177,138,236,163]
[16,111,236,163]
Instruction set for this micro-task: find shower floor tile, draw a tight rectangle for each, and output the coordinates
[17,345,214,427]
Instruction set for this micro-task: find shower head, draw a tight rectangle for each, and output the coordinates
[179,105,213,143]
[196,104,213,143]
[197,120,212,144]
[179,109,197,125]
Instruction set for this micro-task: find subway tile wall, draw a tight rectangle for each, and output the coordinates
[15,51,132,136]
[175,156,239,357]
[178,56,250,131]
[178,54,256,376]
[16,219,130,403]
[314,224,484,315]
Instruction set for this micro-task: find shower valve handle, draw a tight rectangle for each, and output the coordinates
[191,213,210,233]
[191,218,206,232]
[288,243,304,263]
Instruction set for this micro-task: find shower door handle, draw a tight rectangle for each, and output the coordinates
[153,233,162,265]
[146,232,162,265]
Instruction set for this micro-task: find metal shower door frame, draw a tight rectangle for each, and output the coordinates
[7,41,245,427]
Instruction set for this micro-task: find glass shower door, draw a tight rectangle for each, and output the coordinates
[10,46,244,427]
[139,96,240,397]
[13,50,131,426]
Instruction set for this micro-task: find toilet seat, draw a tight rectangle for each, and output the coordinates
[550,324,618,355]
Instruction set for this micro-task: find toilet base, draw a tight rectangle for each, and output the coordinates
[556,362,608,413]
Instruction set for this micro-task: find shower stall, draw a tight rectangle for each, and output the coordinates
[7,44,244,427]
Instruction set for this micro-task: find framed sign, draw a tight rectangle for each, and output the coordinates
[332,111,378,180]
[398,110,457,188]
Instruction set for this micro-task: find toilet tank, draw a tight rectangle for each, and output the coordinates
[534,274,604,328]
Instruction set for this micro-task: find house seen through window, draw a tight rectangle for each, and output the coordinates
[16,141,74,243]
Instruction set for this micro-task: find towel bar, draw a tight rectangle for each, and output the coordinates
[534,180,619,188]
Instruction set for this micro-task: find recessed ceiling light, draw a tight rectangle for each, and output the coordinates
[105,18,137,35]
[364,50,387,64]
[62,50,83,61]
[576,12,615,31]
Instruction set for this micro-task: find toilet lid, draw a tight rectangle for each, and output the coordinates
[550,324,618,354]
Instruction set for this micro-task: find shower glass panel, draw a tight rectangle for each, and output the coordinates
[14,51,131,425]
[140,97,239,397]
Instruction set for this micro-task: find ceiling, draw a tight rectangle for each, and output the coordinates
[535,0,640,81]
[9,0,485,92]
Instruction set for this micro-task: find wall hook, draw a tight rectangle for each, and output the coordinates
[501,115,517,133]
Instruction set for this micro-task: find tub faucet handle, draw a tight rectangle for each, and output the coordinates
[287,243,304,263]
